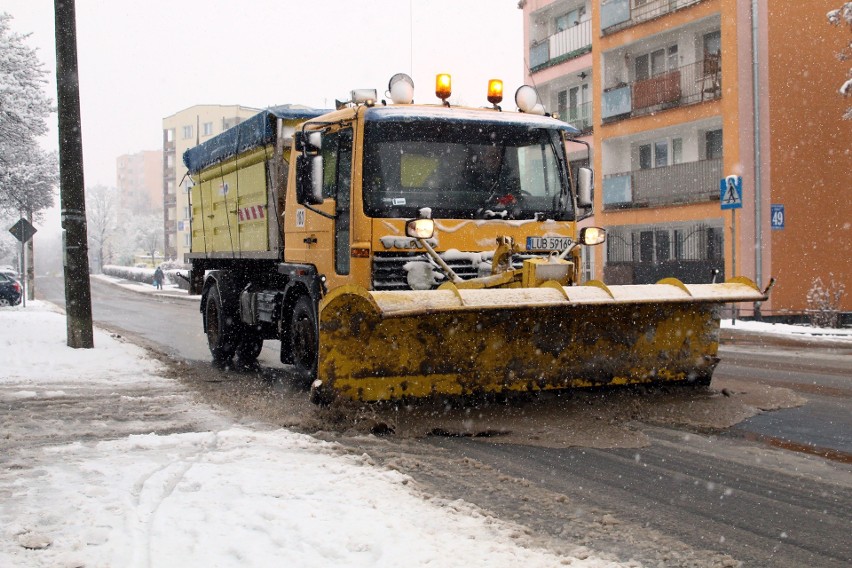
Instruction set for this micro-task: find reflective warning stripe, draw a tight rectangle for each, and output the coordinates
[237,206,266,221]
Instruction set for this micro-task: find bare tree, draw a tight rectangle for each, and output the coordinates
[135,213,163,266]
[828,2,852,119]
[85,185,118,273]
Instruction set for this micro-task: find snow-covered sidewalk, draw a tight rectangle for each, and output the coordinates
[721,318,852,341]
[0,301,625,567]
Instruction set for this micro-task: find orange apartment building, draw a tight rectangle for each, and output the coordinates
[521,0,851,320]
[116,150,163,216]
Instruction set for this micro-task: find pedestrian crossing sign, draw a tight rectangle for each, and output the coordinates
[720,175,743,210]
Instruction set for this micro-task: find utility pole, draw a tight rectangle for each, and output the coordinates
[26,208,35,301]
[54,0,94,348]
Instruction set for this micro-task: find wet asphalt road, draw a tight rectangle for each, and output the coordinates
[36,275,852,566]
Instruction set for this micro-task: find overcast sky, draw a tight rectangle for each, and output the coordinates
[4,0,524,188]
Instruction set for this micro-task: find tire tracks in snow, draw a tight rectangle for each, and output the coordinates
[128,431,221,568]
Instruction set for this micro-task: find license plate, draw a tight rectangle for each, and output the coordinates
[526,236,572,251]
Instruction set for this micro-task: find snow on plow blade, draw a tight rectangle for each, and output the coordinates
[315,278,766,403]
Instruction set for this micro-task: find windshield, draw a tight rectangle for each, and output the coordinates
[363,119,574,220]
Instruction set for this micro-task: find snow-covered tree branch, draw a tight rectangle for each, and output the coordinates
[827,2,852,119]
[0,13,57,216]
[0,141,57,219]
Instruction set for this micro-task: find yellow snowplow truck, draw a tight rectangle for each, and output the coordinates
[184,75,768,403]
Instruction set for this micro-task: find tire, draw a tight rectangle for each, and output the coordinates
[289,295,318,382]
[236,330,263,363]
[688,374,712,388]
[206,286,237,363]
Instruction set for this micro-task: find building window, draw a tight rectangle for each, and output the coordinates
[703,30,721,57]
[557,90,568,121]
[183,206,190,220]
[202,122,213,136]
[556,6,586,31]
[635,44,678,81]
[638,137,683,169]
[639,144,651,170]
[654,141,668,168]
[558,84,590,126]
[655,230,671,262]
[581,246,593,283]
[182,125,194,140]
[705,129,723,160]
[672,138,683,164]
[184,233,192,247]
[165,129,174,143]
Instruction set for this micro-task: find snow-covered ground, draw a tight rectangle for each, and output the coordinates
[721,317,852,340]
[2,290,847,567]
[1,300,627,567]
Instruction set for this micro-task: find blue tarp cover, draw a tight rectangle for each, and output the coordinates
[182,106,328,174]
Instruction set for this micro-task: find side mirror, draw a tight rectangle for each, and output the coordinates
[577,167,594,209]
[296,154,324,205]
[294,130,322,152]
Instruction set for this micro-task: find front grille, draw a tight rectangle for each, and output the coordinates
[371,251,547,291]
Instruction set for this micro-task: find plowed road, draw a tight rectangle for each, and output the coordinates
[38,276,852,567]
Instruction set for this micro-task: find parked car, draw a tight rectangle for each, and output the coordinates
[0,272,22,306]
[0,266,20,280]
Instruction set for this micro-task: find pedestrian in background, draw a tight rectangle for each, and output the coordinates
[153,266,165,290]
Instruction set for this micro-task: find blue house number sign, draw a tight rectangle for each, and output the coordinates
[771,204,785,230]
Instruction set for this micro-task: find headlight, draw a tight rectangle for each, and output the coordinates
[579,227,606,246]
[406,218,434,239]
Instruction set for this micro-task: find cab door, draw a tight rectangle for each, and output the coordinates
[284,127,353,287]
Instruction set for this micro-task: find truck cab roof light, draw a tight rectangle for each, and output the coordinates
[487,79,503,108]
[388,73,415,104]
[515,85,546,115]
[435,74,452,105]
[351,89,378,106]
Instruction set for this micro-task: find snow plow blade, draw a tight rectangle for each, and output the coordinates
[314,278,766,403]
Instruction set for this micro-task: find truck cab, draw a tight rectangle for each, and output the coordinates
[288,97,593,293]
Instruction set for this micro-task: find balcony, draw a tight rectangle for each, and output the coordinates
[601,0,705,35]
[530,20,592,72]
[602,56,721,122]
[602,157,722,209]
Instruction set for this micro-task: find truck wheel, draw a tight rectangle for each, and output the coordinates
[290,295,318,381]
[206,286,237,363]
[237,331,263,363]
